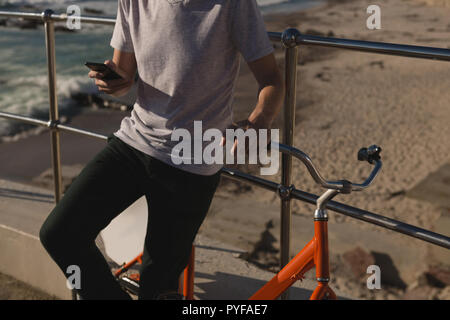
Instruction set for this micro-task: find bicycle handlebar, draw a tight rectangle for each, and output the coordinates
[276,143,382,193]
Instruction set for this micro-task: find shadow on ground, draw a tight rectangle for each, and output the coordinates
[194,271,313,300]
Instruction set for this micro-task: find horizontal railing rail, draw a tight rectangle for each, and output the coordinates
[0,10,116,25]
[270,30,450,61]
[1,110,449,250]
[2,11,449,60]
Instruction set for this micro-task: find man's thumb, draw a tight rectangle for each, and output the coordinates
[104,60,115,69]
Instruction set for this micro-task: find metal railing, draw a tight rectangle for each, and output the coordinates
[1,9,450,300]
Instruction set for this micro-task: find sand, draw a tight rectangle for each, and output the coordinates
[268,0,450,242]
[262,0,450,224]
[0,0,449,300]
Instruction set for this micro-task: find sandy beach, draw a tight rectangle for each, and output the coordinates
[0,0,449,300]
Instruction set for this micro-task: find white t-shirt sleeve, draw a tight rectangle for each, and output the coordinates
[230,0,274,62]
[110,0,134,53]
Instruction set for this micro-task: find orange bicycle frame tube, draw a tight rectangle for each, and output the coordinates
[249,219,336,300]
[183,245,196,299]
[114,252,143,278]
[114,250,196,300]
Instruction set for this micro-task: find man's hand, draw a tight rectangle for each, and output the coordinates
[226,119,272,157]
[88,60,133,97]
[88,50,137,97]
[226,53,284,157]
[246,52,285,131]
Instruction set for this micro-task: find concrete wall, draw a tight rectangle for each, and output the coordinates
[0,224,71,300]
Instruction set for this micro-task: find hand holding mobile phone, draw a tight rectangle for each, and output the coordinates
[85,61,123,81]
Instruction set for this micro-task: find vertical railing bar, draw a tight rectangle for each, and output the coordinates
[42,9,73,300]
[43,9,63,204]
[279,29,301,300]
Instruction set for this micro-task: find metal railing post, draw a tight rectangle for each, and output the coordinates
[279,28,301,300]
[42,9,63,204]
[43,9,75,300]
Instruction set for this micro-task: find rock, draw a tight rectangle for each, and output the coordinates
[369,60,385,69]
[315,72,331,82]
[19,4,40,11]
[54,25,76,33]
[342,247,375,279]
[386,293,398,300]
[305,29,327,36]
[4,18,30,29]
[302,29,333,38]
[70,92,132,111]
[84,8,104,15]
[402,285,436,300]
[17,19,39,29]
[436,286,450,300]
[418,266,450,288]
[428,266,450,286]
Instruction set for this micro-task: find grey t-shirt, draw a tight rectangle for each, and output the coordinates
[110,0,274,175]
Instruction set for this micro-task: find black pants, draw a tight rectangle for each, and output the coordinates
[39,134,220,300]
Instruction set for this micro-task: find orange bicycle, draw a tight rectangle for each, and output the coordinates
[113,144,383,300]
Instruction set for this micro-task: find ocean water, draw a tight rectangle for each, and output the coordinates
[0,0,321,137]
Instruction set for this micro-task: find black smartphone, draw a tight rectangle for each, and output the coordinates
[85,61,123,81]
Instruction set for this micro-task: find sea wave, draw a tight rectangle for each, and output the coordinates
[2,0,293,12]
[0,0,119,16]
[0,74,97,137]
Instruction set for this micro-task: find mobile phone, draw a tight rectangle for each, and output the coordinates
[85,61,123,81]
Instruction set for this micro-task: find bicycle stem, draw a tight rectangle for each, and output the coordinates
[315,189,339,213]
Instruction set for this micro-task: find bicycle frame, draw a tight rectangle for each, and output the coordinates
[114,216,337,300]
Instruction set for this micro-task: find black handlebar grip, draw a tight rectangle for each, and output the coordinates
[358,145,382,164]
[358,147,369,162]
